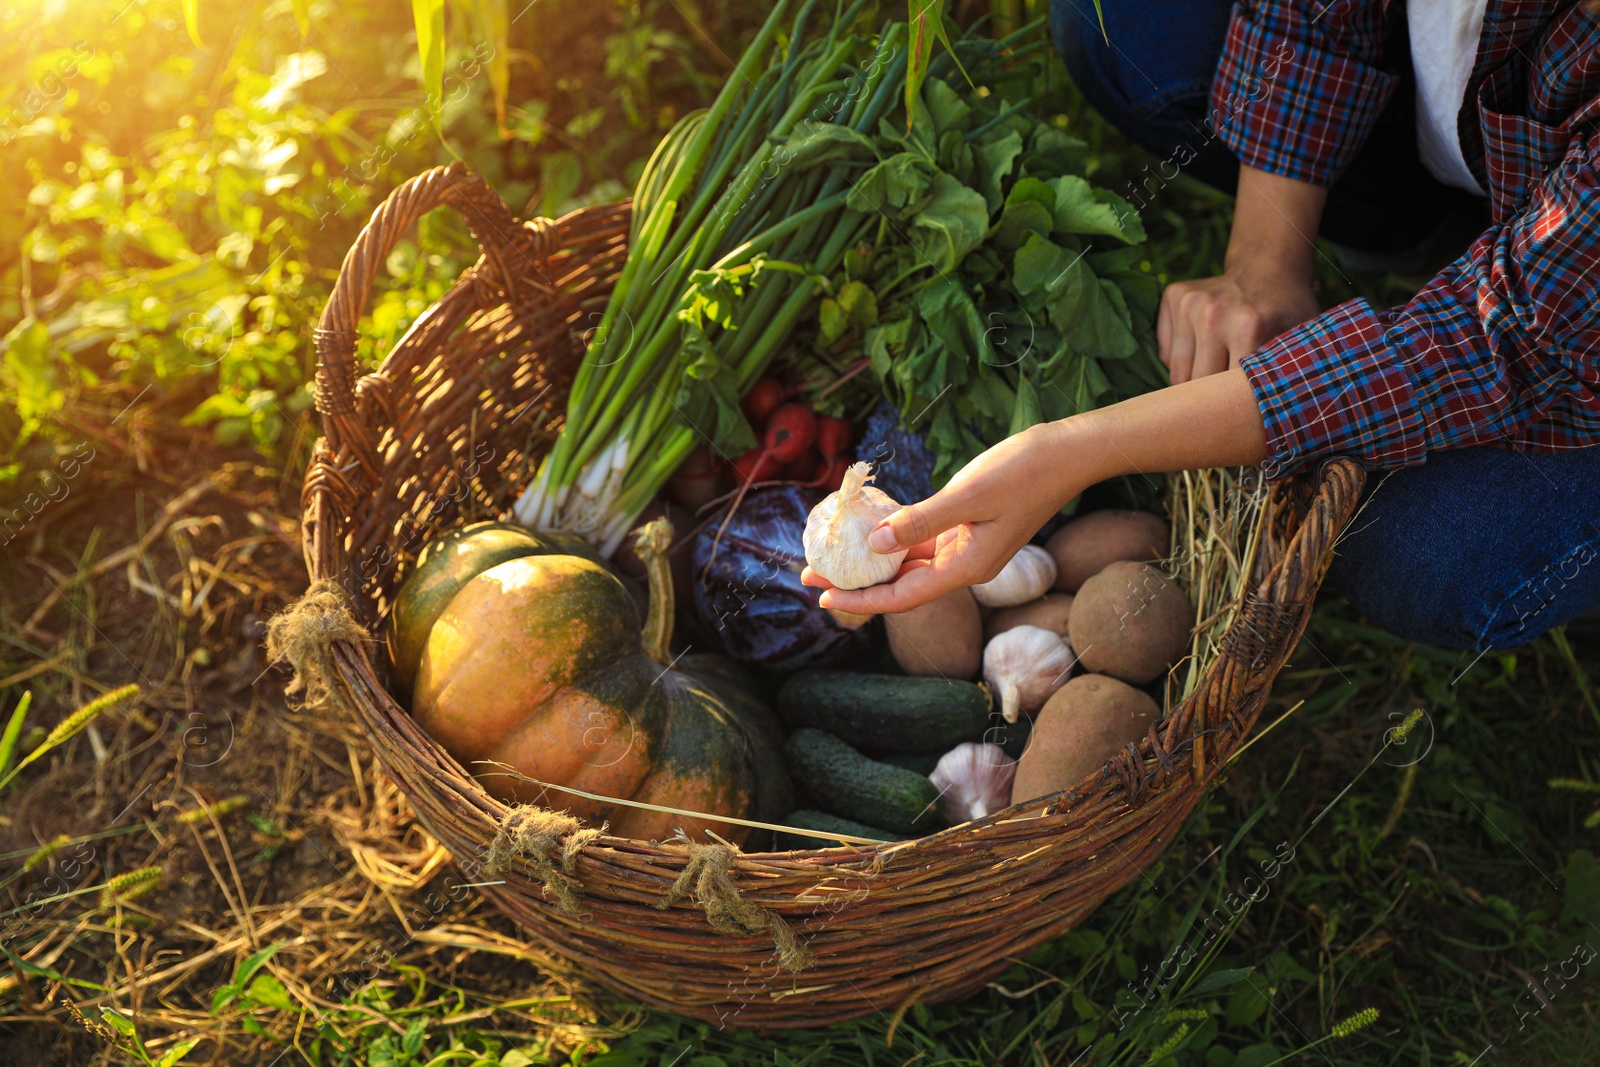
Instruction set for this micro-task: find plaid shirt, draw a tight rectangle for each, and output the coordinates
[1212,0,1600,478]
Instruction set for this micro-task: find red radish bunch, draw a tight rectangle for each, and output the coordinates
[669,379,857,509]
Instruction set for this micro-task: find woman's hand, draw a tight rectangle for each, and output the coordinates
[801,421,1089,615]
[1159,166,1327,384]
[801,369,1271,615]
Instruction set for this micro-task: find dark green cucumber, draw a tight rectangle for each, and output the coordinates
[774,810,906,850]
[882,751,942,776]
[783,728,945,835]
[777,670,992,752]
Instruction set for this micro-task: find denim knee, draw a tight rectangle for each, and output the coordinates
[1325,449,1600,652]
[1049,0,1239,193]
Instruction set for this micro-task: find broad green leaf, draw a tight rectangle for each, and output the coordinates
[836,280,878,332]
[922,77,971,137]
[845,153,939,218]
[1007,374,1041,437]
[993,198,1054,252]
[155,1037,203,1067]
[1049,175,1146,243]
[1014,233,1137,359]
[911,172,988,273]
[818,298,849,346]
[411,0,446,133]
[2,318,64,438]
[244,974,298,1013]
[973,129,1023,213]
[1225,977,1270,1027]
[781,122,880,169]
[674,331,757,455]
[1232,1044,1282,1067]
[476,0,511,137]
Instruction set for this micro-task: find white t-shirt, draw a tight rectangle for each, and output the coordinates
[1407,0,1490,196]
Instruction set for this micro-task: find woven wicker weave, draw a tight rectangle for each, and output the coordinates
[299,162,1366,1028]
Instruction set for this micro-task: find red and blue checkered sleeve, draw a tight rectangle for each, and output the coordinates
[1240,129,1600,477]
[1211,0,1401,188]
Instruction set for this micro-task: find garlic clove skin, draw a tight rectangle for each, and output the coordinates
[983,624,1076,722]
[971,544,1057,608]
[930,742,1017,823]
[803,461,907,590]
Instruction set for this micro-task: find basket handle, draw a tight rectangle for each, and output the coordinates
[313,162,524,459]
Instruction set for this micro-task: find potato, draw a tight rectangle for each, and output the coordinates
[886,587,982,679]
[1011,674,1159,805]
[1045,509,1170,592]
[985,593,1074,641]
[1067,561,1191,685]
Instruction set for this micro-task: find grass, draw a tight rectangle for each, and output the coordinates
[2,2,1598,1065]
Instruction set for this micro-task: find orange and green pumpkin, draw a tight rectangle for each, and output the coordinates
[387,522,601,695]
[400,518,791,843]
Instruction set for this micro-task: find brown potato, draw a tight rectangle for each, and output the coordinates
[886,587,982,679]
[1046,509,1170,593]
[1011,674,1159,805]
[985,593,1074,641]
[1067,561,1191,685]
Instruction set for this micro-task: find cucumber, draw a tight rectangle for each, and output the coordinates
[783,728,945,835]
[777,670,993,752]
[882,751,942,775]
[774,810,906,850]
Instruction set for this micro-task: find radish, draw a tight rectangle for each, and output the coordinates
[741,379,786,426]
[814,415,853,459]
[763,403,816,463]
[811,455,851,492]
[732,447,781,485]
[669,446,725,509]
[784,451,820,483]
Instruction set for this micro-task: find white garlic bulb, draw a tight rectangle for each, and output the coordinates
[803,461,907,590]
[930,742,1017,823]
[983,624,1076,722]
[971,544,1057,607]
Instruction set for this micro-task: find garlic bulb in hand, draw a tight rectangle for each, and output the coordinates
[971,544,1057,607]
[983,624,1076,722]
[803,461,907,590]
[930,742,1017,823]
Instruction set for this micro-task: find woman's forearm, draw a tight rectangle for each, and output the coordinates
[1053,368,1269,489]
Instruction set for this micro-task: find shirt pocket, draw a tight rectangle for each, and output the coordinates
[1477,86,1572,224]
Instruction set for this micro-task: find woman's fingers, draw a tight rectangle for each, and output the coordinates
[867,488,972,555]
[818,558,954,616]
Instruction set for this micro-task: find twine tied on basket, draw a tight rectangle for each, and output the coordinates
[265,580,373,712]
[485,805,603,916]
[655,836,815,973]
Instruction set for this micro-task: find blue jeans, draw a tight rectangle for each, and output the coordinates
[1048,0,1481,252]
[1050,2,1600,649]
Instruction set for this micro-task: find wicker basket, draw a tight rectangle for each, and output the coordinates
[298,162,1366,1028]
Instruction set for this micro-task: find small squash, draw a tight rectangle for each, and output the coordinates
[387,522,600,695]
[407,518,790,843]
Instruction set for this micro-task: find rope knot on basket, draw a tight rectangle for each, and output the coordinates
[654,837,815,974]
[265,580,372,712]
[485,806,603,916]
